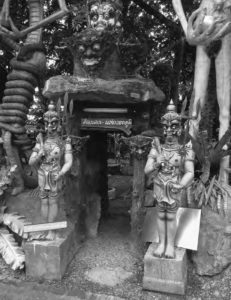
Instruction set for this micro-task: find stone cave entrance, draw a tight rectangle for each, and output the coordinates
[70,129,140,292]
[64,99,153,245]
[81,129,133,239]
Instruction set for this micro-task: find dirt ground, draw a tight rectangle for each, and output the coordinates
[0,175,231,299]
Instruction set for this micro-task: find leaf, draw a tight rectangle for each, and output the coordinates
[69,99,74,116]
[189,135,204,166]
[218,182,231,215]
[209,195,215,210]
[210,195,217,211]
[195,99,201,120]
[198,185,205,207]
[0,229,25,270]
[194,186,200,201]
[181,97,188,116]
[194,181,204,201]
[223,191,228,213]
[10,165,17,173]
[213,127,231,154]
[3,213,31,239]
[205,176,216,205]
[64,92,68,116]
[217,194,221,214]
[0,213,3,224]
[57,97,62,115]
[152,137,161,154]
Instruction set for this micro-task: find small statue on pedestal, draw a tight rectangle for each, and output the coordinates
[29,101,73,240]
[144,101,195,258]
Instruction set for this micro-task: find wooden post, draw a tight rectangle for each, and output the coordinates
[132,156,146,240]
[123,135,152,244]
[65,112,89,233]
[83,131,108,237]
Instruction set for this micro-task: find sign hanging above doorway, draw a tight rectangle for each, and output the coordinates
[81,118,132,135]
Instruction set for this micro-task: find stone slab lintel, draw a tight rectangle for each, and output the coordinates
[43,75,165,103]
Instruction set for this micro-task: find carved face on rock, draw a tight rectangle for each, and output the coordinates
[75,29,116,73]
[88,0,122,32]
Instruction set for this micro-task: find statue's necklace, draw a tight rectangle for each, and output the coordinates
[161,144,180,162]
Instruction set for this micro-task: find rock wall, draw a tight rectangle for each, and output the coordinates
[192,207,231,276]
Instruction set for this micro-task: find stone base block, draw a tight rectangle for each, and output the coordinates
[143,243,187,295]
[24,227,80,280]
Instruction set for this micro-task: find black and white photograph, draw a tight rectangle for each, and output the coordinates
[0,0,231,299]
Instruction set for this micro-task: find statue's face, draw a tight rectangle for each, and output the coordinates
[44,115,59,136]
[76,30,115,71]
[162,119,181,143]
[89,3,121,31]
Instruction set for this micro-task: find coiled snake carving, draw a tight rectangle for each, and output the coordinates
[0,0,68,194]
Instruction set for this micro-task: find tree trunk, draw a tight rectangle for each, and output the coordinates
[171,37,185,104]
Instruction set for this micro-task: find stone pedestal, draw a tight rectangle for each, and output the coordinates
[143,243,187,295]
[24,227,80,280]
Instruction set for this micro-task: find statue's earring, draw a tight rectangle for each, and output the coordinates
[177,129,182,136]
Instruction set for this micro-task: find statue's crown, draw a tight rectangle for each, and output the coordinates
[44,101,59,120]
[161,100,181,124]
[87,0,123,10]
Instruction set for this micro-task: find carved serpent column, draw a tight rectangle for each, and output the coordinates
[1,0,46,195]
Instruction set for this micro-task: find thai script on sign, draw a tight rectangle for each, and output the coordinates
[81,118,132,135]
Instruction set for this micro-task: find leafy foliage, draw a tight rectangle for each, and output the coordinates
[26,95,46,139]
[193,178,231,216]
[3,213,30,239]
[191,128,231,213]
[0,164,17,196]
[0,229,25,270]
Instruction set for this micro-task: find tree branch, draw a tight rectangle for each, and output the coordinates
[131,0,181,34]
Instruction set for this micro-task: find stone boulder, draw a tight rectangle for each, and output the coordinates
[192,207,231,276]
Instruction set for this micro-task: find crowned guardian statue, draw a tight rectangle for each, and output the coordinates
[29,101,73,240]
[144,101,195,258]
